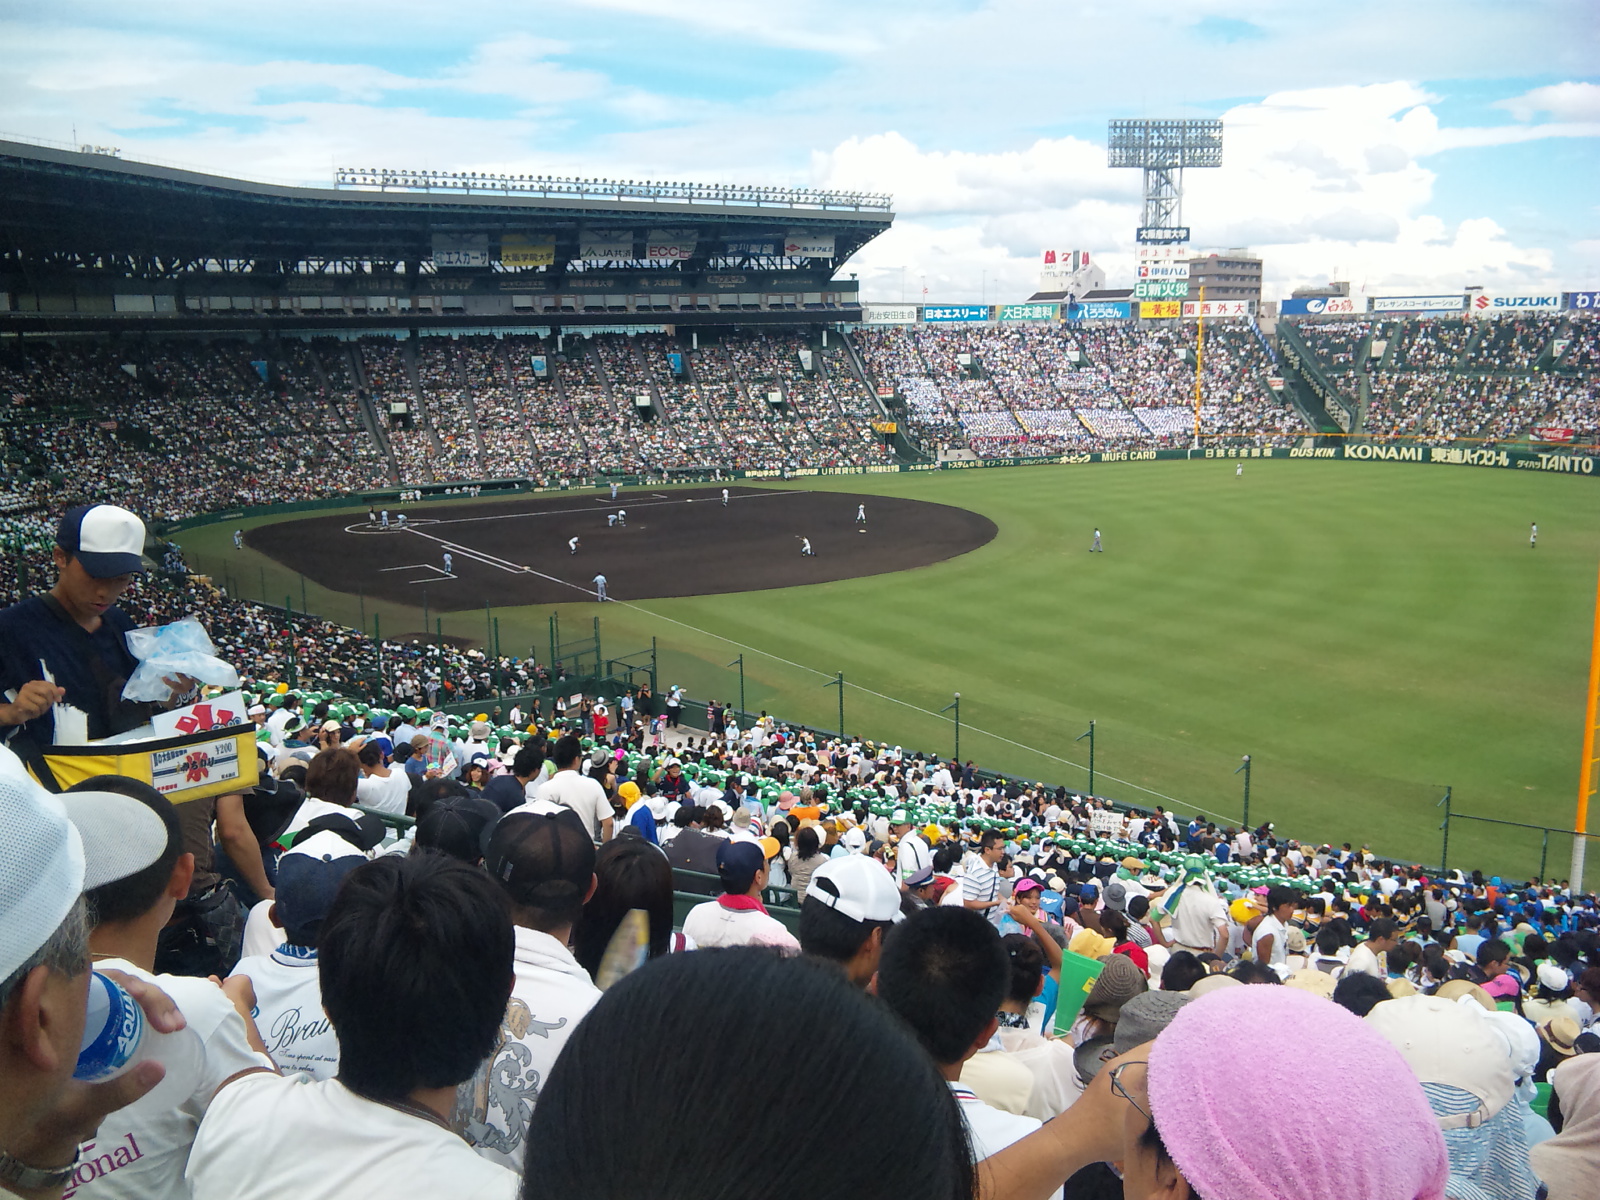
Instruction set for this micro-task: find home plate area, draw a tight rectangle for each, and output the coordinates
[247,487,996,609]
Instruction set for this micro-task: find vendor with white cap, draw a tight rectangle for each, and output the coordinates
[0,505,196,748]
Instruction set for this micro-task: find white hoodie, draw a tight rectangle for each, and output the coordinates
[455,927,602,1172]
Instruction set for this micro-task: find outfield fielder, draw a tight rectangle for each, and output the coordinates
[800,537,814,557]
[1530,522,1538,549]
[1090,528,1103,553]
[233,529,243,549]
[722,488,730,506]
[1236,463,1243,477]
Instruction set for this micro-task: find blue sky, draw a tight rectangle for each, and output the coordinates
[2,0,1595,301]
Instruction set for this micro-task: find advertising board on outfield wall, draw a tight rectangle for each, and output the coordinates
[1568,291,1600,310]
[1469,293,1562,315]
[996,303,1058,322]
[1065,301,1133,321]
[922,304,991,323]
[1279,297,1359,316]
[1181,300,1253,318]
[1369,295,1465,314]
[861,304,919,325]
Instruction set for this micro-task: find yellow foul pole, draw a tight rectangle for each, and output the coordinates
[1193,285,1204,445]
[1573,559,1600,891]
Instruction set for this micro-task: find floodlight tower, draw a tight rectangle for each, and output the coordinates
[1107,118,1223,244]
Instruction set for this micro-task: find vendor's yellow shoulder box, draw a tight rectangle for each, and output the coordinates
[29,723,260,804]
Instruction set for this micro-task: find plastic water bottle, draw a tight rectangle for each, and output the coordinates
[75,971,202,1109]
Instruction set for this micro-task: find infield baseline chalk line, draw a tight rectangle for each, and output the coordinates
[608,597,1234,821]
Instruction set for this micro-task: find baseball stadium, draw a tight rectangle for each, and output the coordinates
[3,137,1597,885]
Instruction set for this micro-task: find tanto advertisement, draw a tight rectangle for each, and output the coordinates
[432,234,489,268]
[997,302,1059,322]
[784,234,836,258]
[1181,300,1253,318]
[1279,297,1360,316]
[1569,291,1600,310]
[861,304,918,325]
[499,235,556,267]
[922,304,991,323]
[579,231,635,261]
[1368,295,1464,314]
[1065,300,1132,321]
[645,230,697,260]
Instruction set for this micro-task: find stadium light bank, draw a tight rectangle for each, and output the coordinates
[333,167,892,213]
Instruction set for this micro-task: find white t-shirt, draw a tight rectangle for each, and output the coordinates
[228,946,338,1081]
[240,899,283,961]
[356,770,411,816]
[947,1083,1062,1200]
[187,1074,517,1200]
[1168,882,1227,951]
[455,927,602,1172]
[1346,941,1385,979]
[74,958,273,1200]
[1253,914,1288,968]
[533,770,612,842]
[896,833,932,884]
[681,899,800,954]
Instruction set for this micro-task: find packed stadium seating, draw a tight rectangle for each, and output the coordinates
[2,316,1595,522]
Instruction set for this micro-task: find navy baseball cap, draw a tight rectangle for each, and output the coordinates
[717,840,766,894]
[56,505,146,578]
[275,829,366,947]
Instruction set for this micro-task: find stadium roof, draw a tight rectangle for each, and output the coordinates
[0,139,894,279]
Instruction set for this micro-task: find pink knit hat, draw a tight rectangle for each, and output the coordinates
[1147,985,1448,1200]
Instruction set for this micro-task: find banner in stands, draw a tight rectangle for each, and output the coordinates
[861,304,918,325]
[784,234,836,258]
[432,234,489,268]
[1065,300,1132,321]
[646,230,697,261]
[922,304,991,323]
[1181,300,1253,318]
[871,421,898,433]
[499,235,556,267]
[579,232,635,261]
[726,239,779,256]
[1569,291,1600,310]
[1369,294,1463,313]
[1139,301,1181,318]
[997,302,1059,322]
[1279,296,1359,316]
[1136,281,1188,299]
[1533,426,1575,443]
[1469,292,1563,315]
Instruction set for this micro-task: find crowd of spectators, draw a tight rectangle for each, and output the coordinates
[1293,319,1376,372]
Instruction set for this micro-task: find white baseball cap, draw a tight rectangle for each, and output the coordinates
[1366,994,1515,1128]
[0,744,169,982]
[55,504,146,578]
[807,855,904,924]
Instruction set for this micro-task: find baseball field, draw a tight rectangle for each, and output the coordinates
[181,457,1600,879]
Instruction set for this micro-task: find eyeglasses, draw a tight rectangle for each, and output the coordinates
[1108,1061,1151,1124]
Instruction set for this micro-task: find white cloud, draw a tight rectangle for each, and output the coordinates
[1497,80,1600,122]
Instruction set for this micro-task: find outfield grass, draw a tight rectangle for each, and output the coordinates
[179,459,1600,879]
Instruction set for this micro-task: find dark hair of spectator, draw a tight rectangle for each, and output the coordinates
[877,907,1008,1065]
[1001,932,1046,1006]
[521,949,972,1200]
[1331,972,1392,1018]
[320,851,512,1102]
[571,839,674,978]
[305,748,359,806]
[1160,950,1208,993]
